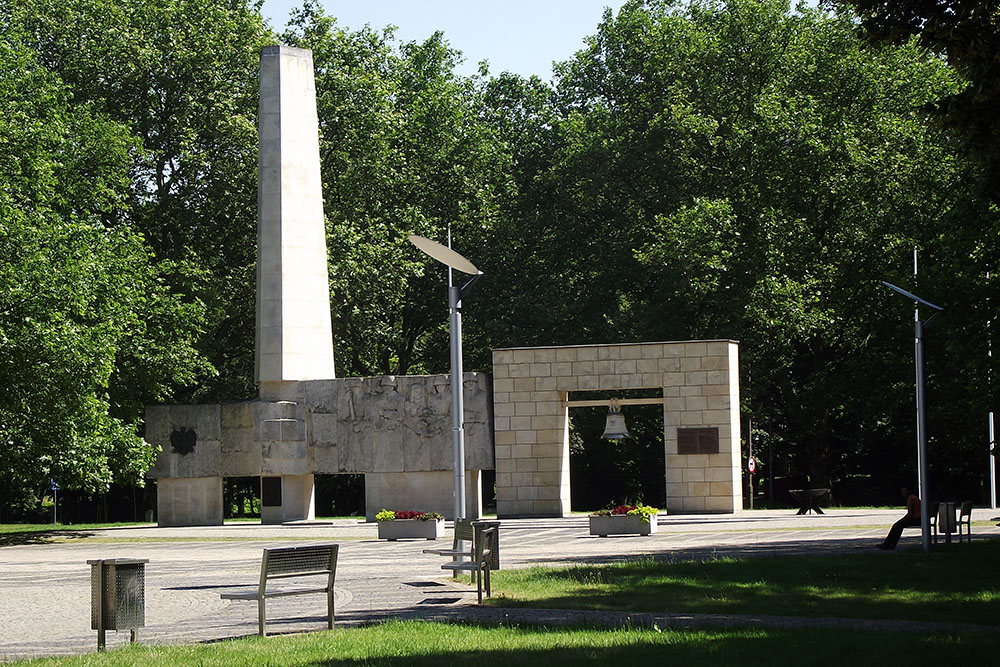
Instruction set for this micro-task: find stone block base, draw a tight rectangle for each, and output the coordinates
[261,473,316,524]
[156,477,223,527]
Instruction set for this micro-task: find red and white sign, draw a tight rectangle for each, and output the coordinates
[747,457,757,474]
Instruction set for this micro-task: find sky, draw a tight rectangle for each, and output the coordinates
[260,0,629,80]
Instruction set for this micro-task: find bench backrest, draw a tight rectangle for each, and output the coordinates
[474,526,495,565]
[454,518,475,543]
[259,544,339,591]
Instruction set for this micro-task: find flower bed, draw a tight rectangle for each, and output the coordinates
[375,509,445,541]
[588,504,659,537]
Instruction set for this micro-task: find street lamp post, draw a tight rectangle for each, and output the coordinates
[408,234,482,521]
[882,280,943,553]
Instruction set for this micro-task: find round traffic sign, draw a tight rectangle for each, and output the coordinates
[747,457,757,474]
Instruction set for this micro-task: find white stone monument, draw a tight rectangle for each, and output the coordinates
[253,46,336,522]
[256,45,336,393]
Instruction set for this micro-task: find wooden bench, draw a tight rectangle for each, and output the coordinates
[221,543,339,637]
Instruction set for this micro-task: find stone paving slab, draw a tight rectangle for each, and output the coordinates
[1,509,997,661]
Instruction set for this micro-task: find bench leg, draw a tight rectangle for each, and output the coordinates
[258,597,266,637]
[327,588,335,630]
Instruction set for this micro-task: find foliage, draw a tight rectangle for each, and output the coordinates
[375,508,396,522]
[470,0,997,501]
[837,0,1000,193]
[2,0,998,512]
[282,1,514,376]
[0,15,211,501]
[590,504,659,523]
[375,509,445,521]
[6,0,276,402]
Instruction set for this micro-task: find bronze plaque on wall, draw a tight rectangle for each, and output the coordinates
[677,427,719,454]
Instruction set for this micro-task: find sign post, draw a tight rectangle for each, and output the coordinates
[51,479,58,525]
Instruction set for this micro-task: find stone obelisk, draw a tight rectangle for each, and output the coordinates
[255,46,336,401]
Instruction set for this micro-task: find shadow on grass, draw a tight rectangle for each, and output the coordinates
[186,623,1000,666]
[290,635,994,667]
[0,529,96,546]
[489,538,1000,626]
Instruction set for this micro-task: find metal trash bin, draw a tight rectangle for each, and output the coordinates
[938,502,957,543]
[88,558,148,650]
[472,520,500,569]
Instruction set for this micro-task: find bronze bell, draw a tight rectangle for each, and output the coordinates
[601,400,631,440]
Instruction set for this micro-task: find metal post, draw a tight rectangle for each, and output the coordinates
[747,417,753,510]
[96,564,106,651]
[990,411,996,510]
[449,274,466,522]
[914,318,931,552]
[768,426,774,501]
[407,231,478,523]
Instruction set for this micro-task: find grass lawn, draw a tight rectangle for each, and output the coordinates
[9,619,1000,666]
[487,538,1000,625]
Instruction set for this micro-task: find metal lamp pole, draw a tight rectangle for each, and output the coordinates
[408,234,482,520]
[448,265,466,521]
[882,280,943,553]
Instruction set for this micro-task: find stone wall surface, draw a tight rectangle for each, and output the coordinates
[146,373,493,479]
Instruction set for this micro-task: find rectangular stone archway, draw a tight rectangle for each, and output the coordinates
[491,341,742,516]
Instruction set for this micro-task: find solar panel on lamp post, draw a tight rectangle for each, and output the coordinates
[408,234,483,522]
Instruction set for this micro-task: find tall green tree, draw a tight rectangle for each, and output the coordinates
[8,0,275,401]
[472,0,997,498]
[0,17,209,500]
[838,0,1000,193]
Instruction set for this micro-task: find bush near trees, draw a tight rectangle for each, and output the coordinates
[1,0,997,516]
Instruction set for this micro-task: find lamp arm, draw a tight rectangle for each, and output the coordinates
[458,272,484,302]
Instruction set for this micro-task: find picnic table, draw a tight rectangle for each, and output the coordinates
[789,488,830,515]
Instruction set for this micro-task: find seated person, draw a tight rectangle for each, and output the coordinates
[878,486,920,550]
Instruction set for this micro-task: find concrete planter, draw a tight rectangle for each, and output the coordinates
[589,514,658,537]
[377,518,444,541]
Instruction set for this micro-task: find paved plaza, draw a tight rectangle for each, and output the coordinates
[1,509,998,660]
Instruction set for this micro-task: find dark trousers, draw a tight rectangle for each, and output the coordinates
[883,515,921,548]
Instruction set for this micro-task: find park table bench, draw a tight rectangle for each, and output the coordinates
[221,543,338,637]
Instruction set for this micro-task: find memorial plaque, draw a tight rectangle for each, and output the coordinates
[677,427,719,454]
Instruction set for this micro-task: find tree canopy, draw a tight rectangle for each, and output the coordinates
[838,0,1000,193]
[1,0,996,510]
[0,13,211,502]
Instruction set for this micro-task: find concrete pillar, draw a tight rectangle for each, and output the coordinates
[261,474,316,524]
[156,477,223,527]
[256,46,336,396]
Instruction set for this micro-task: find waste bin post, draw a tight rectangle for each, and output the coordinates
[95,563,105,650]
